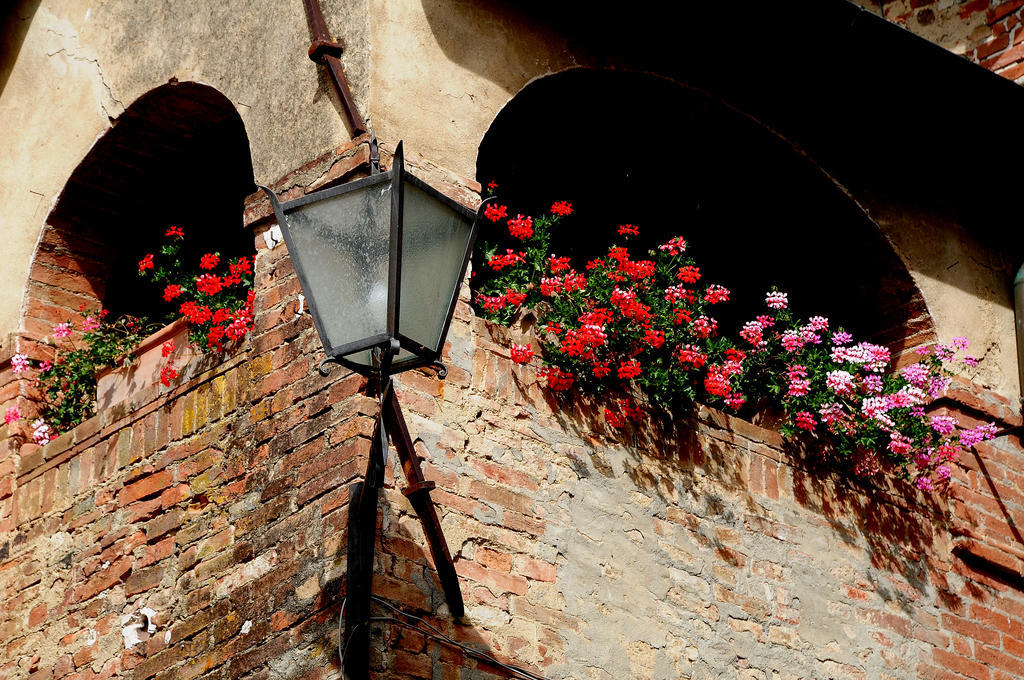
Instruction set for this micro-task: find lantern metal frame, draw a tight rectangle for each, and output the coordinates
[257,140,494,680]
[258,141,489,380]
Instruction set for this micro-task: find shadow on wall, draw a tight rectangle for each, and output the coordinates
[23,81,256,338]
[0,0,42,97]
[423,0,1024,311]
[474,68,936,354]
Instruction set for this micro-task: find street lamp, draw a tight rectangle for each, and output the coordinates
[260,141,481,379]
[259,140,490,679]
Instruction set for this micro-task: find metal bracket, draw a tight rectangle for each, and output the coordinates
[308,37,345,63]
[429,361,448,380]
[342,380,464,680]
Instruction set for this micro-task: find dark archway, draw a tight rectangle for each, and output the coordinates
[23,81,255,337]
[475,68,934,353]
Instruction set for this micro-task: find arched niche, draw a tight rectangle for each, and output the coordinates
[475,68,935,356]
[21,81,256,338]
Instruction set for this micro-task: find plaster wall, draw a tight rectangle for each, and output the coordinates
[0,0,370,340]
[1,0,1022,406]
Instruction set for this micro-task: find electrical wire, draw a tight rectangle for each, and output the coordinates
[338,595,554,680]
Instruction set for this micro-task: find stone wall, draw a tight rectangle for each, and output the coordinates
[854,0,1024,81]
[2,177,1024,679]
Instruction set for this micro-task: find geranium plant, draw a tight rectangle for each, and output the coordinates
[474,197,996,491]
[139,225,255,354]
[8,310,155,440]
[6,225,256,442]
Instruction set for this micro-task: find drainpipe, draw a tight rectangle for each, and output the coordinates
[1015,262,1024,407]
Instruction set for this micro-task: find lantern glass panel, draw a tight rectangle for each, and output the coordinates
[283,180,392,358]
[399,179,474,354]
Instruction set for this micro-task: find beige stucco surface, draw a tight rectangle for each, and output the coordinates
[0,0,370,340]
[1,0,1021,400]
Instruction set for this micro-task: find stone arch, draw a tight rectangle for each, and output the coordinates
[475,68,936,357]
[20,80,256,340]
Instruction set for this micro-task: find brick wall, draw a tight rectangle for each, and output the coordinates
[2,155,1024,679]
[860,0,1024,83]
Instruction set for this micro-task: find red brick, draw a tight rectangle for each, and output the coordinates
[943,613,1002,646]
[455,558,528,596]
[119,470,173,506]
[516,555,556,582]
[932,648,992,680]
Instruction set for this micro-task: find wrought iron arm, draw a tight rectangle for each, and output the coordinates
[383,383,464,617]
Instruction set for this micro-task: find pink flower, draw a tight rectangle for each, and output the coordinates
[916,476,934,492]
[31,419,53,445]
[724,394,746,409]
[794,411,816,431]
[936,464,952,480]
[659,237,686,256]
[826,370,855,396]
[11,353,30,373]
[806,316,829,331]
[82,316,100,332]
[765,291,788,310]
[53,322,72,339]
[831,331,853,345]
[930,415,957,436]
[3,406,19,425]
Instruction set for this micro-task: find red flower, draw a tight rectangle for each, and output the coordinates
[677,266,701,284]
[508,214,534,239]
[704,284,730,305]
[179,301,213,325]
[161,340,175,358]
[487,180,498,190]
[230,256,252,276]
[196,274,224,296]
[160,365,178,387]
[604,408,625,428]
[138,253,155,273]
[592,360,611,379]
[505,289,527,306]
[165,225,185,239]
[643,328,666,349]
[617,359,642,380]
[551,201,573,217]
[510,344,534,364]
[795,411,816,432]
[163,284,183,302]
[484,203,508,223]
[549,256,572,273]
[677,344,707,369]
[618,224,640,237]
[539,366,574,391]
[476,293,507,312]
[620,399,644,422]
[488,249,524,271]
[200,253,220,270]
[704,365,732,397]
